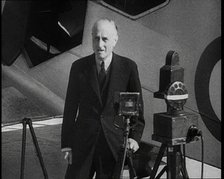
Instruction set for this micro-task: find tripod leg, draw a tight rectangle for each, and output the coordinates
[167,145,183,179]
[27,119,48,179]
[20,119,27,179]
[126,151,137,179]
[112,147,127,179]
[179,146,189,179]
[150,144,166,179]
[155,165,167,179]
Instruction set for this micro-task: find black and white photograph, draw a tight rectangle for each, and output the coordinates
[2,0,221,178]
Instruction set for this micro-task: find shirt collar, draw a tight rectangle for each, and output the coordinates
[95,53,113,73]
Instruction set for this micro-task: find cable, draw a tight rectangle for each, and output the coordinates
[200,132,204,179]
[185,127,204,179]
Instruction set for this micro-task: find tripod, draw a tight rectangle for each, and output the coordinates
[113,116,137,179]
[150,136,189,179]
[20,118,48,179]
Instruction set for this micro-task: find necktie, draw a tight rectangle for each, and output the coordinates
[99,61,106,91]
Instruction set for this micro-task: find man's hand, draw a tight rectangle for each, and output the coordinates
[64,150,72,164]
[127,138,139,152]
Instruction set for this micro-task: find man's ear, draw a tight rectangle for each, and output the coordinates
[113,35,118,46]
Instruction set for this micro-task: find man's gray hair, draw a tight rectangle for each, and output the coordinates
[92,18,118,36]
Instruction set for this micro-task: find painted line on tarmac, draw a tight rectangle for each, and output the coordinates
[2,118,62,132]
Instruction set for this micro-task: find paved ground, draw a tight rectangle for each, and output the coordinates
[2,87,50,124]
[2,118,221,179]
[2,121,67,179]
[2,118,157,179]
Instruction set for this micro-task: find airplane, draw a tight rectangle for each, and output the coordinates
[2,0,221,178]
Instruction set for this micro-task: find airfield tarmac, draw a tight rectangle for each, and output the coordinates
[2,117,221,179]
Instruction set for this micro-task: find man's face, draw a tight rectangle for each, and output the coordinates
[92,21,118,60]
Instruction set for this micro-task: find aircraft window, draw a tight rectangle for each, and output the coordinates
[100,0,170,19]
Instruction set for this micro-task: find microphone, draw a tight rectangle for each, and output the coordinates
[114,92,140,117]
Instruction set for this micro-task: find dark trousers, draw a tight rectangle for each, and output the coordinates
[89,129,116,179]
[65,129,116,179]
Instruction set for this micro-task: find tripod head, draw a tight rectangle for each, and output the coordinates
[114,92,140,130]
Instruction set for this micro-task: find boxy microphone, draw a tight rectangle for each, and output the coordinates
[113,92,140,128]
[114,92,140,116]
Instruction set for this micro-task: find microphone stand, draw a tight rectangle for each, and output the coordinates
[113,116,137,179]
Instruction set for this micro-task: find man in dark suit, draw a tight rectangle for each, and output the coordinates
[61,19,145,179]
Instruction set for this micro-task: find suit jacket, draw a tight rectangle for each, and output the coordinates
[61,52,145,172]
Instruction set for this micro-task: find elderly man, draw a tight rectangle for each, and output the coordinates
[61,19,145,179]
